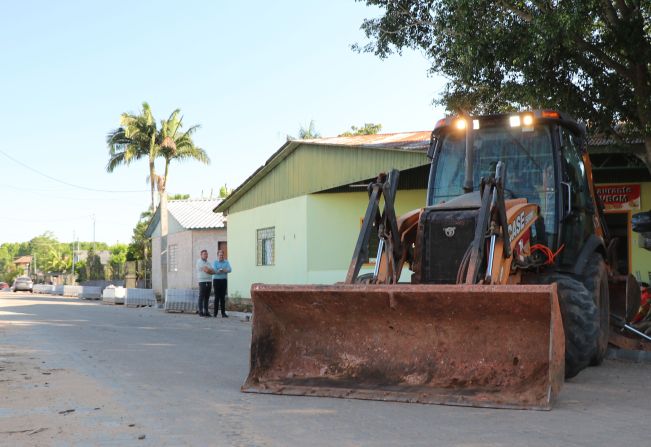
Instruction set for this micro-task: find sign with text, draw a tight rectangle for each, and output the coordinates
[596,184,641,211]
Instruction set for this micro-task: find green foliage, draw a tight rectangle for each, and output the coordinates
[339,123,382,136]
[157,109,209,194]
[356,1,651,164]
[85,249,105,281]
[168,193,190,200]
[127,211,152,262]
[287,120,321,140]
[218,184,231,198]
[106,102,159,210]
[75,260,87,283]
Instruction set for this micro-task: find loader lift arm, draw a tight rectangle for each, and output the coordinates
[464,161,512,284]
[345,170,402,284]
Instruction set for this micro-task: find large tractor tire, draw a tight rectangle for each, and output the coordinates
[582,253,610,365]
[533,274,599,378]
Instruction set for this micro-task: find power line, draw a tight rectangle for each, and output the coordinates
[0,148,149,193]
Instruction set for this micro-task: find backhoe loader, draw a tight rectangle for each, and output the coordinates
[242,111,620,410]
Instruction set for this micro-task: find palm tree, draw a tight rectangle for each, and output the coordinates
[155,110,210,292]
[106,102,159,210]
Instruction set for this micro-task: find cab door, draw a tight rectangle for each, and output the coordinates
[557,126,594,268]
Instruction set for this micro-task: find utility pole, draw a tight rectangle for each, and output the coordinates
[92,214,96,251]
[71,230,76,282]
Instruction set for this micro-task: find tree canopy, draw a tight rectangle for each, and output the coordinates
[287,120,321,140]
[339,122,382,136]
[106,102,159,210]
[355,1,651,165]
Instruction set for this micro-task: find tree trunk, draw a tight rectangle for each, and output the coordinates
[159,186,168,300]
[149,160,156,211]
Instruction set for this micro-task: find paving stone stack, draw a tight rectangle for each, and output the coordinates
[124,288,156,307]
[80,286,102,300]
[63,285,83,297]
[164,288,200,313]
[33,284,55,294]
[102,286,126,305]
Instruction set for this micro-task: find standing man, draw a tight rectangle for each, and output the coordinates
[212,249,232,318]
[196,249,214,317]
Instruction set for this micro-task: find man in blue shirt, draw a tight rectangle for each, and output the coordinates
[212,249,232,318]
[196,249,214,317]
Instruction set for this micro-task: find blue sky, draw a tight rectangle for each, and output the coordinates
[0,1,446,244]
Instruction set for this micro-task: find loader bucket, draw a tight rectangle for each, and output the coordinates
[242,283,565,410]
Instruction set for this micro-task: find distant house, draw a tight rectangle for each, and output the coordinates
[14,255,32,275]
[145,198,227,296]
[214,132,432,299]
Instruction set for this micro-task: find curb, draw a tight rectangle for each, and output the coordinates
[606,347,651,363]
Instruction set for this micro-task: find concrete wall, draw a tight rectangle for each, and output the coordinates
[151,228,227,296]
[192,229,227,285]
[227,195,308,299]
[226,190,427,299]
[306,190,426,284]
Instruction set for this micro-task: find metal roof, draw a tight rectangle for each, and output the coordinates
[146,198,226,237]
[301,131,432,150]
[214,132,432,214]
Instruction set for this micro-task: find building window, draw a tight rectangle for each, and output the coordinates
[256,227,275,266]
[168,244,178,272]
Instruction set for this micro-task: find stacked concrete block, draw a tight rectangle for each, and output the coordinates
[164,288,200,313]
[102,286,126,305]
[33,284,55,294]
[80,286,102,300]
[125,288,156,307]
[63,285,83,297]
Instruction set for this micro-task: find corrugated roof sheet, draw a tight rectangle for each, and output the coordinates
[302,131,432,150]
[586,134,644,146]
[167,198,226,229]
[14,255,32,264]
[215,132,433,214]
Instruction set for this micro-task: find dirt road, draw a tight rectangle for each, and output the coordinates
[1,292,649,446]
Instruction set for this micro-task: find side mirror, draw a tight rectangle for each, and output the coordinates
[427,135,438,159]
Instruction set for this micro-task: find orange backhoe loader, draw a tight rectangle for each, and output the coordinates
[242,111,641,410]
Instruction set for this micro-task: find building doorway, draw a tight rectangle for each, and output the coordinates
[604,211,630,275]
[218,241,228,259]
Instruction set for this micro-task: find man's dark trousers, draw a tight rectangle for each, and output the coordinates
[212,279,227,316]
[198,281,211,316]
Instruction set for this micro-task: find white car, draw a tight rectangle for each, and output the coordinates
[12,276,33,292]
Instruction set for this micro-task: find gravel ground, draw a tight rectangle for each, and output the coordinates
[1,291,649,447]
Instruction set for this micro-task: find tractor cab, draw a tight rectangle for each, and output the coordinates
[416,110,603,283]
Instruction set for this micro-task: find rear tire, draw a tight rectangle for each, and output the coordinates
[533,274,599,378]
[582,253,610,365]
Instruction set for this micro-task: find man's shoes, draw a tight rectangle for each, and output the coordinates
[221,314,229,318]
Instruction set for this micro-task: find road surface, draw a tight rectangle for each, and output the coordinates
[0,291,649,446]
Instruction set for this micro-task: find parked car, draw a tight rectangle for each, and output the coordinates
[0,282,9,290]
[12,276,33,292]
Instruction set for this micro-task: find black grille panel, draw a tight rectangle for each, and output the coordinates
[419,208,479,284]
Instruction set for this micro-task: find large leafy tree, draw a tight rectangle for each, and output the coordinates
[106,102,159,210]
[356,1,651,167]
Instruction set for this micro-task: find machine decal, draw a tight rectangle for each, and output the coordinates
[444,227,456,237]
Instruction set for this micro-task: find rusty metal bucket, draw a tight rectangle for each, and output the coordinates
[242,283,565,410]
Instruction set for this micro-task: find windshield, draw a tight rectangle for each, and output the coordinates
[428,125,557,232]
